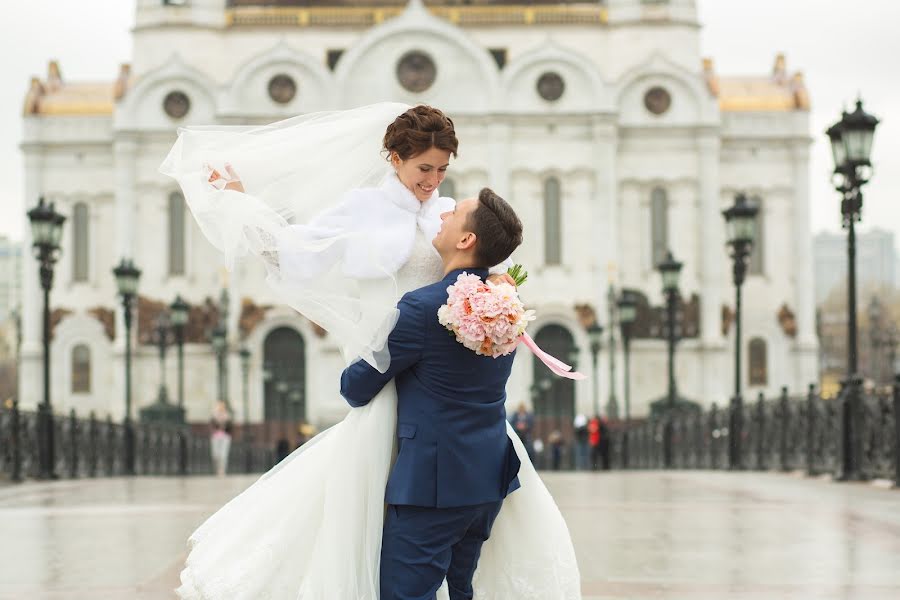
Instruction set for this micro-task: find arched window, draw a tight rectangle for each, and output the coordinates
[650,187,668,267]
[544,177,562,265]
[71,344,91,393]
[73,202,89,282]
[748,337,767,386]
[749,200,764,275]
[440,177,456,200]
[168,192,186,276]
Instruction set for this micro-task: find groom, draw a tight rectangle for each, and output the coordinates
[341,187,524,600]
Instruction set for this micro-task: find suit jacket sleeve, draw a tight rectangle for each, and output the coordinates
[340,293,425,407]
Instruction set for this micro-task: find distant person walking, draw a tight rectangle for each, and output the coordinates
[210,401,233,476]
[509,403,536,462]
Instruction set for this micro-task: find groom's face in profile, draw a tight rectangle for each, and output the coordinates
[433,197,477,259]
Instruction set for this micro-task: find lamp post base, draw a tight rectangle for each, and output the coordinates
[123,418,136,476]
[37,403,57,480]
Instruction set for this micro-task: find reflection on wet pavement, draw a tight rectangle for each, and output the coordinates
[0,472,897,599]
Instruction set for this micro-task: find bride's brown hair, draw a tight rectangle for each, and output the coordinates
[382,105,459,160]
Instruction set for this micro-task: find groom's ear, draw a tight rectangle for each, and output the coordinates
[456,231,477,251]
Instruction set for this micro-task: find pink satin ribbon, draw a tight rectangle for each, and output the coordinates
[518,332,587,380]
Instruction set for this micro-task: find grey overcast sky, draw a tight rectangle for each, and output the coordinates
[2,1,899,249]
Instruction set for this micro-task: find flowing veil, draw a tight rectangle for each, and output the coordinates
[159,102,411,371]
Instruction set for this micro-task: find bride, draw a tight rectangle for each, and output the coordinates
[160,103,581,599]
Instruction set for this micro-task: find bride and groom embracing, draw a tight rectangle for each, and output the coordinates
[162,104,581,599]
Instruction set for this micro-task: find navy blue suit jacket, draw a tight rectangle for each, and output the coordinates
[341,268,521,508]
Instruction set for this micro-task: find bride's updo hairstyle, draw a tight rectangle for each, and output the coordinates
[382,105,459,160]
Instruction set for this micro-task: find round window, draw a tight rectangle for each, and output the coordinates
[268,74,297,104]
[644,86,672,115]
[536,72,565,102]
[163,91,191,119]
[396,51,437,93]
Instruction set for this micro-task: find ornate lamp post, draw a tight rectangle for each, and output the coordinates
[211,325,227,408]
[606,285,619,419]
[826,99,879,481]
[169,295,189,410]
[722,192,759,470]
[289,388,303,438]
[616,289,638,468]
[239,346,252,472]
[587,322,604,418]
[27,197,66,479]
[113,258,141,476]
[275,380,289,440]
[657,250,683,469]
[537,377,553,437]
[153,312,171,406]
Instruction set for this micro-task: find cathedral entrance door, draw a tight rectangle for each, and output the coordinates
[262,327,306,455]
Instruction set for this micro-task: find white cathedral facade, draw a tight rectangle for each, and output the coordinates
[19,0,818,445]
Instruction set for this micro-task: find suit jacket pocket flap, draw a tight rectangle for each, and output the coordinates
[397,423,417,439]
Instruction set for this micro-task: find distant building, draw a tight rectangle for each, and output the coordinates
[0,236,22,323]
[814,229,896,305]
[19,0,818,434]
[0,236,22,361]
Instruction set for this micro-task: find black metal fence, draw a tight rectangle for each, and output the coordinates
[533,379,900,485]
[0,404,275,483]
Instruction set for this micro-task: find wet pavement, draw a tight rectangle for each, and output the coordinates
[0,471,897,599]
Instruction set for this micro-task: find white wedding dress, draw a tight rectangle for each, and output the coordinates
[162,103,581,600]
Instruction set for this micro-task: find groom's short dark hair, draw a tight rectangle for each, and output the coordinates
[467,188,523,268]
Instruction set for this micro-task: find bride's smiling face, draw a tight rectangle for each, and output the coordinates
[392,146,451,202]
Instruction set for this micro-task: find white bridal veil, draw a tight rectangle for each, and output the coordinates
[159,102,412,371]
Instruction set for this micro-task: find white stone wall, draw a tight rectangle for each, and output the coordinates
[18,0,818,430]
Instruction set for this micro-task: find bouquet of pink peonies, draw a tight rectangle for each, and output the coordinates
[437,273,535,358]
[437,269,586,379]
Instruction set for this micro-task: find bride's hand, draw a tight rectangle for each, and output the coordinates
[487,273,517,288]
[205,162,245,193]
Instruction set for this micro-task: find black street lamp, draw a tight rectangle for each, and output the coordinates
[587,322,604,418]
[616,289,638,468]
[722,192,759,470]
[606,285,619,419]
[27,197,65,480]
[169,295,189,410]
[154,312,171,405]
[657,250,683,469]
[275,380,289,440]
[826,98,879,481]
[239,346,252,473]
[113,258,141,476]
[211,324,227,408]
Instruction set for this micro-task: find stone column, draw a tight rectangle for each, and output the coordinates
[110,138,139,421]
[592,117,618,308]
[697,131,727,404]
[791,140,818,386]
[18,151,43,409]
[487,120,511,196]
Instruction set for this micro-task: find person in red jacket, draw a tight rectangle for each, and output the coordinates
[588,415,601,471]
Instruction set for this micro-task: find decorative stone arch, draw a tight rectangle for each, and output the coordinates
[333,2,500,111]
[501,39,612,113]
[222,39,335,116]
[614,52,718,127]
[114,54,218,131]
